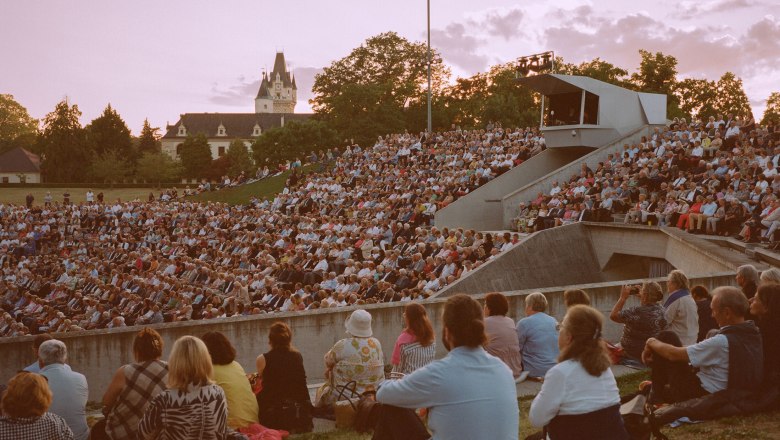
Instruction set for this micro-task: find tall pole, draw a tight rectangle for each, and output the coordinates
[427,0,432,134]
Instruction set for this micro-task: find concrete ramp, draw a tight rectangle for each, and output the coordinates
[501,125,663,229]
[435,223,766,297]
[434,146,593,231]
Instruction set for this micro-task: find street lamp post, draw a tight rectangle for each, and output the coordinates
[427,0,432,134]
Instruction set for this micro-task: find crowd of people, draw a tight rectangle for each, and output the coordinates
[1,265,778,439]
[512,115,780,244]
[0,126,543,337]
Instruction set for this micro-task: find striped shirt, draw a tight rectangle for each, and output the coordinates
[137,383,232,440]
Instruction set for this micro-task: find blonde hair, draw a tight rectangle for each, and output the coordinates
[667,270,690,291]
[525,292,548,313]
[1,372,52,418]
[167,336,213,392]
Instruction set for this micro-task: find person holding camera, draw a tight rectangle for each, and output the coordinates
[609,282,667,367]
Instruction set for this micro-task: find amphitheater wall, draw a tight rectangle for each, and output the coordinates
[0,273,735,401]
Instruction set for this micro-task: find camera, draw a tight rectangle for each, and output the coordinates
[629,286,640,295]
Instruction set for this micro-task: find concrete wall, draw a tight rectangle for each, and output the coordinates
[502,125,663,229]
[435,223,759,299]
[434,147,594,231]
[0,273,737,402]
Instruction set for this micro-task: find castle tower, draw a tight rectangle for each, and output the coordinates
[255,52,297,114]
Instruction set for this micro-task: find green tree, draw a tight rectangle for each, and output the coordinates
[713,72,752,118]
[86,104,133,159]
[557,57,631,88]
[136,151,182,187]
[178,133,213,178]
[0,94,38,155]
[630,50,684,118]
[311,31,450,145]
[761,92,780,125]
[252,119,339,167]
[225,139,254,176]
[90,151,131,185]
[137,118,161,155]
[37,99,92,183]
[673,78,718,119]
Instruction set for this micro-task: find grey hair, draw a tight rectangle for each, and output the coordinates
[760,267,780,285]
[525,292,548,313]
[737,265,759,284]
[712,286,749,318]
[38,339,67,366]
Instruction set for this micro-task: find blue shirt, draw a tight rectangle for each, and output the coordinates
[516,312,560,378]
[377,346,519,440]
[41,363,89,440]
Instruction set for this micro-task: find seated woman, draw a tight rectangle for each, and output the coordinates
[564,289,591,309]
[201,331,259,430]
[530,305,629,440]
[138,336,234,440]
[315,309,384,408]
[391,303,435,375]
[751,283,780,387]
[609,282,667,367]
[255,322,313,433]
[94,328,168,440]
[483,292,526,382]
[0,371,73,440]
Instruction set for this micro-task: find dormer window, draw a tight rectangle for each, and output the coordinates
[178,124,187,136]
[253,124,262,136]
[217,124,226,136]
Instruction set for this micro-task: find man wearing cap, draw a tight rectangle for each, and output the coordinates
[377,294,519,439]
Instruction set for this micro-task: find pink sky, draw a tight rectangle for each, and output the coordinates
[1,0,778,134]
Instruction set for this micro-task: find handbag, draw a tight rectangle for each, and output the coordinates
[333,381,360,429]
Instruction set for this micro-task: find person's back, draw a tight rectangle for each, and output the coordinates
[212,361,259,429]
[105,360,168,440]
[139,383,228,440]
[42,363,88,440]
[664,294,699,346]
[484,314,523,378]
[377,294,519,440]
[517,312,559,378]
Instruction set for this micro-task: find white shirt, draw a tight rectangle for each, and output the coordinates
[529,360,621,428]
[687,333,729,394]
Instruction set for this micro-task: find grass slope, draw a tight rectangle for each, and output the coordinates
[288,371,780,440]
[0,187,160,205]
[188,166,313,206]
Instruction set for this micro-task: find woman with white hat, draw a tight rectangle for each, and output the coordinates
[314,309,385,408]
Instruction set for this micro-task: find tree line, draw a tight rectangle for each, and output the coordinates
[2,31,779,183]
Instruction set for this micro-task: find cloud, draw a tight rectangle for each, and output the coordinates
[481,8,525,40]
[209,66,322,110]
[431,7,526,73]
[677,0,762,19]
[431,23,489,72]
[209,76,260,107]
[542,9,780,80]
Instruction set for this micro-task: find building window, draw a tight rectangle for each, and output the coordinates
[253,126,262,136]
[218,146,226,157]
[218,127,226,136]
[178,125,187,136]
[1,177,8,184]
[264,104,268,109]
[176,143,183,156]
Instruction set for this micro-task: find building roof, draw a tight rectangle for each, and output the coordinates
[256,76,271,99]
[162,113,313,139]
[0,147,41,173]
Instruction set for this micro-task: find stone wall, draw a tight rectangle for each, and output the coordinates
[0,273,736,401]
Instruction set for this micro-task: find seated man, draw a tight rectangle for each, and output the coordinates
[39,339,90,440]
[376,294,519,439]
[516,292,560,379]
[642,286,762,404]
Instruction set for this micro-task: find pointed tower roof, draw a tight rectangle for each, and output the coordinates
[270,52,294,88]
[256,75,271,98]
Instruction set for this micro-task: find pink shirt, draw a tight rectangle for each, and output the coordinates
[392,330,417,365]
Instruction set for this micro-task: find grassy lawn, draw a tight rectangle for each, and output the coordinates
[288,371,780,440]
[0,187,161,205]
[188,165,314,206]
